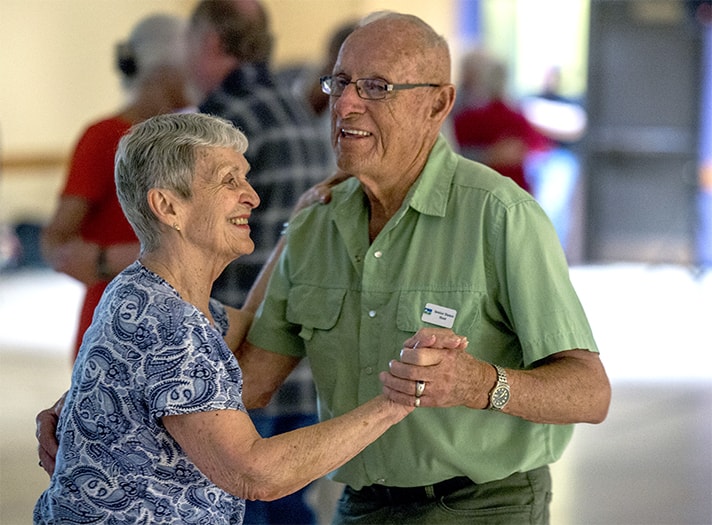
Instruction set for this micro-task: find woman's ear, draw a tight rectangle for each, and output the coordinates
[147,187,181,230]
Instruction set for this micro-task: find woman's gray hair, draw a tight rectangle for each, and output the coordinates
[115,112,248,252]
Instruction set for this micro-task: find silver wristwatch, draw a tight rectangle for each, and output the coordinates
[488,364,510,411]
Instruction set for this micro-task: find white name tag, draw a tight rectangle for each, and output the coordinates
[421,303,457,329]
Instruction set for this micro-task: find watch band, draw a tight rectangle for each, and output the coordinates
[488,364,510,411]
[493,364,507,384]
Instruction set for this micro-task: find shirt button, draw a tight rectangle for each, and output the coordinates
[364,366,374,375]
[368,310,377,318]
[374,250,383,258]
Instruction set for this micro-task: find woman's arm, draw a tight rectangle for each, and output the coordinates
[221,236,300,410]
[223,167,347,348]
[223,173,351,405]
[162,395,412,502]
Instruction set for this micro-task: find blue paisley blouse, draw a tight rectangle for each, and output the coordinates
[34,262,246,524]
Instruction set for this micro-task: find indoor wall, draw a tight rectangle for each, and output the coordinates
[0,0,456,228]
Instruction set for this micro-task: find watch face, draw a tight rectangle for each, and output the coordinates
[491,386,510,408]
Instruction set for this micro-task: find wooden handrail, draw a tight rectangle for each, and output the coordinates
[1,153,67,172]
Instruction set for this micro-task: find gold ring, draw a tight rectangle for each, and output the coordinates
[415,380,426,397]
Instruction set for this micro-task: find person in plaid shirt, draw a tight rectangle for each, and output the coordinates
[186,2,333,522]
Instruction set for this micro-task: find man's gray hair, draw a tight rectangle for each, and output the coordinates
[115,113,248,252]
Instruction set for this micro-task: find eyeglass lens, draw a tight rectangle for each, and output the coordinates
[322,77,388,100]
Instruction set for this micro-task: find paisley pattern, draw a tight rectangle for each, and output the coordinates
[35,262,246,524]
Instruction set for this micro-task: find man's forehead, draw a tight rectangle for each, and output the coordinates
[337,28,416,76]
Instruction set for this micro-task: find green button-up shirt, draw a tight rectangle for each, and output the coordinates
[248,135,598,489]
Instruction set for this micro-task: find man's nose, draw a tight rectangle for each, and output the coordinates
[333,83,363,116]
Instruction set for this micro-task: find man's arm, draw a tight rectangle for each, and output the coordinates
[236,342,301,409]
[383,342,610,425]
[506,349,610,424]
[36,393,66,475]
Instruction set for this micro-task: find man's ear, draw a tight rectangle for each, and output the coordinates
[147,187,181,230]
[430,84,456,122]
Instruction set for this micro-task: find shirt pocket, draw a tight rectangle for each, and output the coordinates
[286,285,347,341]
[396,290,483,336]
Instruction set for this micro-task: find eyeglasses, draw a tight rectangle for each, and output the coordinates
[320,75,441,101]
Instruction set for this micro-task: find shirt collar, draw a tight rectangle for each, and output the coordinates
[333,134,458,222]
[407,135,458,218]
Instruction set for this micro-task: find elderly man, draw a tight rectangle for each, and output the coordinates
[238,11,610,525]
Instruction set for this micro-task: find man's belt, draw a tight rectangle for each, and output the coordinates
[353,476,474,505]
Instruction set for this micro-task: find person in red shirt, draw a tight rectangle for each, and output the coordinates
[452,50,550,193]
[41,14,195,360]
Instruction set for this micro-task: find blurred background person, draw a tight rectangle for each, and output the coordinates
[452,49,551,194]
[40,13,195,362]
[302,21,358,119]
[187,0,333,308]
[521,65,588,256]
[284,19,357,166]
[185,1,333,522]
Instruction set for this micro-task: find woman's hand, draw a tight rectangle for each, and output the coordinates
[379,328,492,409]
[291,171,352,217]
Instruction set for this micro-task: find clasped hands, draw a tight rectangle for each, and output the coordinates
[380,328,489,409]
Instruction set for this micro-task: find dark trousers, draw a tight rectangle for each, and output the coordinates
[333,466,552,525]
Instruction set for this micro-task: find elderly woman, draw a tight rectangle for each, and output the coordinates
[34,113,412,524]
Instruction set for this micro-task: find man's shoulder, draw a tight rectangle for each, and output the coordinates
[290,178,358,224]
[451,154,533,207]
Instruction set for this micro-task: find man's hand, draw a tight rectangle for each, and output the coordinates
[36,393,66,476]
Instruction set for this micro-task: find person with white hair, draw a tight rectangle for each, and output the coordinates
[41,13,196,361]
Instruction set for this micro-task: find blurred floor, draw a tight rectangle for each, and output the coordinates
[1,264,711,525]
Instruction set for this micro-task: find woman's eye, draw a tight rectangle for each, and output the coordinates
[227,174,249,188]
